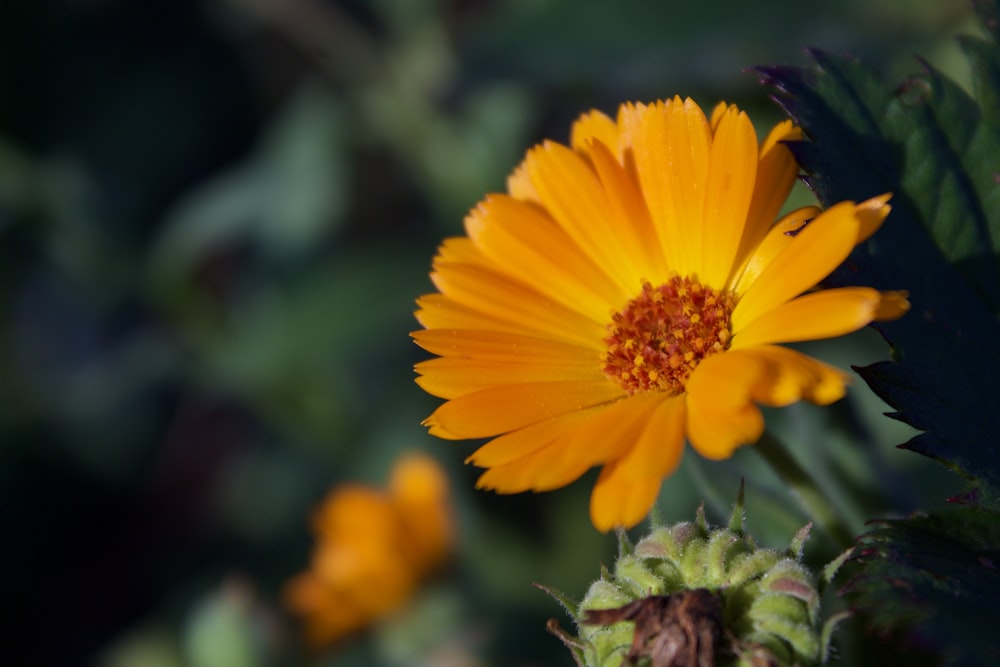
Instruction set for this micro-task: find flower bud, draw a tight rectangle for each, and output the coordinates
[545,487,827,667]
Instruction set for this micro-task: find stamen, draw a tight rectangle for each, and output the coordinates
[602,277,736,395]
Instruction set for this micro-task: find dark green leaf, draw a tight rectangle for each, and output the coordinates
[757,41,1000,505]
[972,0,1000,43]
[758,10,1000,665]
[846,509,1000,667]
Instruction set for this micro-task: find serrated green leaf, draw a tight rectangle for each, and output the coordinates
[959,35,1000,127]
[760,19,1000,665]
[758,40,1000,505]
[847,509,1000,667]
[972,0,1000,43]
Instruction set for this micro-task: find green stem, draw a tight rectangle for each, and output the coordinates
[754,431,856,550]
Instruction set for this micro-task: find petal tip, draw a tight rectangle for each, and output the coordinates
[875,290,911,321]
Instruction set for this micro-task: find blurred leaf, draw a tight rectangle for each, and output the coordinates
[460,0,972,98]
[757,5,1000,505]
[847,508,1000,667]
[373,586,477,667]
[99,625,183,667]
[189,251,427,446]
[151,80,348,274]
[215,445,324,542]
[183,580,270,667]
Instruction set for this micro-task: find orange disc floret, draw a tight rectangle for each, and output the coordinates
[603,277,737,395]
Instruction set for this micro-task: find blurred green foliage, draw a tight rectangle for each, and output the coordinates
[0,1,978,665]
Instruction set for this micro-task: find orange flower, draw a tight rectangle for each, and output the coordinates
[284,453,453,646]
[412,97,908,532]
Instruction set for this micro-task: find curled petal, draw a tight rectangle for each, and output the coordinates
[742,346,848,407]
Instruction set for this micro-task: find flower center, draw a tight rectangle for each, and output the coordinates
[602,277,736,395]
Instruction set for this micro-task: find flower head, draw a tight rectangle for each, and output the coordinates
[413,96,908,531]
[284,453,454,646]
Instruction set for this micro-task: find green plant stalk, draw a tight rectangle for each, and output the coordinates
[754,431,855,550]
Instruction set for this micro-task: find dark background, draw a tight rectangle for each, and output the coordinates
[0,1,973,665]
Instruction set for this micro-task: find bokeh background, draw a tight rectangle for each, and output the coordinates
[0,1,977,665]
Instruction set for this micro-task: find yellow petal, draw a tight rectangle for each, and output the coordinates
[467,405,604,468]
[474,437,593,494]
[434,236,484,265]
[507,159,537,202]
[702,106,758,287]
[731,202,860,331]
[524,140,644,293]
[589,465,663,532]
[709,101,729,132]
[430,260,607,347]
[471,393,682,502]
[472,397,656,492]
[570,109,619,154]
[423,380,624,439]
[470,393,661,472]
[855,193,892,244]
[558,392,675,470]
[585,139,664,282]
[464,194,624,319]
[615,101,647,157]
[614,394,686,480]
[412,328,601,363]
[415,293,525,335]
[734,120,802,278]
[634,97,711,276]
[737,346,848,407]
[875,290,910,321]
[588,396,687,531]
[731,206,819,295]
[732,287,886,349]
[684,352,765,460]
[415,357,605,398]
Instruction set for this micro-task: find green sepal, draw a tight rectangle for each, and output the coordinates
[613,554,666,597]
[728,479,747,536]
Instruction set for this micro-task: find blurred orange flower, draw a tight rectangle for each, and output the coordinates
[284,453,454,646]
[413,96,909,531]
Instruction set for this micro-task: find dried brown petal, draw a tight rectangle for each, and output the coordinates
[582,589,722,667]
